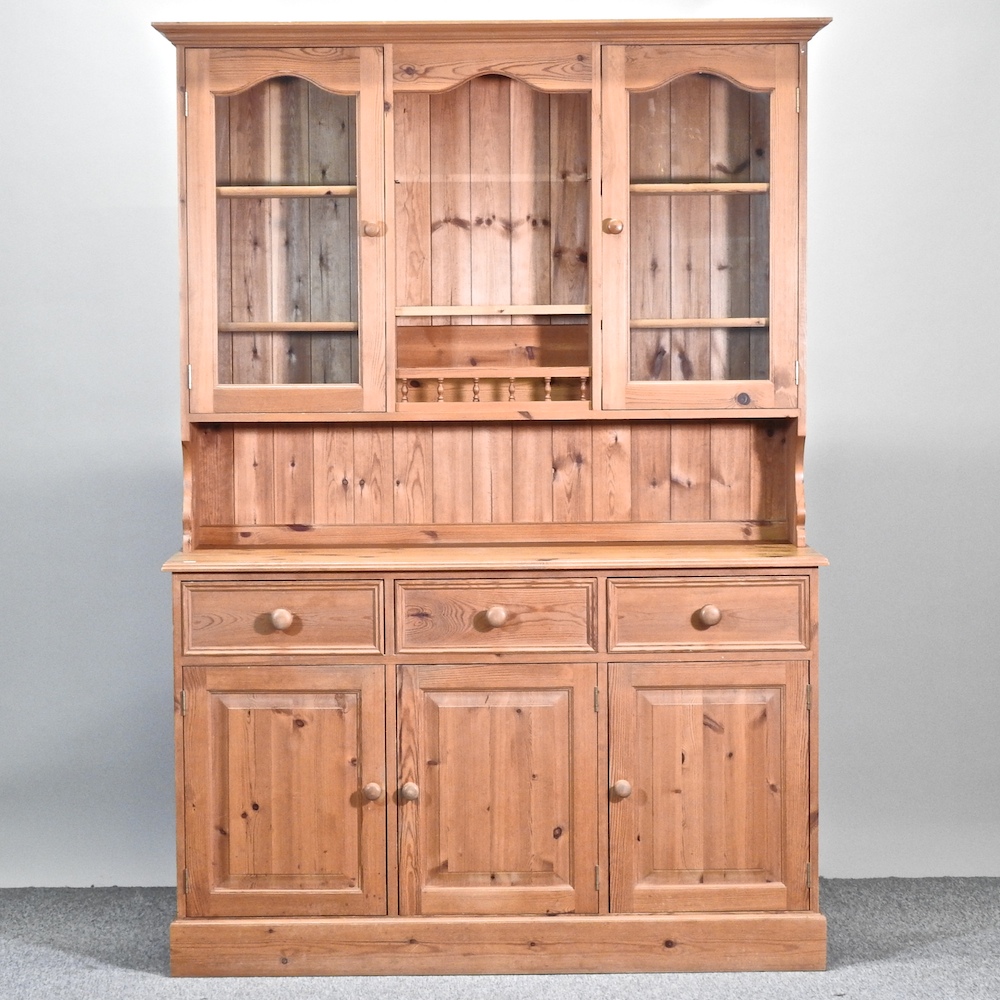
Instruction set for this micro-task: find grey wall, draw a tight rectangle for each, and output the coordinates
[1,0,997,885]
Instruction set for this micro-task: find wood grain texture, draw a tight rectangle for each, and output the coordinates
[158,20,832,47]
[181,579,383,654]
[191,420,793,540]
[396,579,597,653]
[170,912,827,975]
[609,660,809,914]
[183,664,386,917]
[607,575,809,652]
[397,663,599,916]
[163,21,827,979]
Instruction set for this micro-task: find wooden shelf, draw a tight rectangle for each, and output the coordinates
[219,321,359,333]
[217,185,358,198]
[164,543,829,574]
[630,317,768,329]
[398,366,589,380]
[396,305,591,317]
[629,182,769,194]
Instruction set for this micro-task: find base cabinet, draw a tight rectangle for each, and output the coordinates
[171,564,823,974]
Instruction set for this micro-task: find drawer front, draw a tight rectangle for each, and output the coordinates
[181,581,384,656]
[609,576,809,652]
[396,579,597,653]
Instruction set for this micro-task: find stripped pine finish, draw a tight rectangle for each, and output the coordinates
[189,420,792,539]
[159,20,829,977]
[183,664,386,917]
[609,661,809,914]
[397,663,599,916]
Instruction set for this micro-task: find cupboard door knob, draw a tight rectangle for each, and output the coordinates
[362,221,383,237]
[399,782,420,802]
[612,779,633,799]
[362,782,383,802]
[270,608,294,631]
[697,604,722,627]
[602,218,624,235]
[485,605,509,628]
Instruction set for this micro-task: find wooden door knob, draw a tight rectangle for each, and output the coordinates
[612,779,633,798]
[362,782,383,802]
[399,782,420,802]
[602,218,624,235]
[270,608,294,631]
[697,604,722,627]
[362,221,383,237]
[485,605,509,628]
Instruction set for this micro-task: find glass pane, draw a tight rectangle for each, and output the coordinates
[628,74,770,382]
[394,76,590,313]
[215,78,359,385]
[392,76,591,405]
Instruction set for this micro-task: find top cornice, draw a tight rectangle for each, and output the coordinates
[154,18,831,48]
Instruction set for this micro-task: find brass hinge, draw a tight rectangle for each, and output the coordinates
[183,91,189,117]
[805,684,812,712]
[187,364,193,390]
[796,87,801,113]
[795,359,800,386]
[595,865,601,891]
[806,861,812,885]
[180,690,187,716]
[594,687,600,713]
[183,868,190,894]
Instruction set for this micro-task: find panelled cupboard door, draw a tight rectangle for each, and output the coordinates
[601,44,801,411]
[609,661,810,913]
[184,47,386,415]
[182,664,387,917]
[397,663,599,916]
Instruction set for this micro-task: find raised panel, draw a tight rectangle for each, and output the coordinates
[397,663,599,915]
[183,664,386,917]
[609,661,809,913]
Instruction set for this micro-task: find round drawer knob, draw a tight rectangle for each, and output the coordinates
[697,604,722,627]
[485,605,509,628]
[270,608,294,631]
[612,779,633,799]
[602,217,624,235]
[399,782,420,802]
[361,782,383,802]
[362,220,383,238]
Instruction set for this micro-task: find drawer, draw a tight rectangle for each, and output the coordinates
[396,579,597,653]
[181,580,384,656]
[608,576,809,652]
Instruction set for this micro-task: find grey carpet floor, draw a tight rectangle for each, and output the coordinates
[1,879,997,999]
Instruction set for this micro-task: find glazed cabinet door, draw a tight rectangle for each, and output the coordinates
[609,660,810,913]
[184,47,386,415]
[397,663,599,915]
[182,664,387,917]
[601,44,801,411]
[390,42,598,414]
